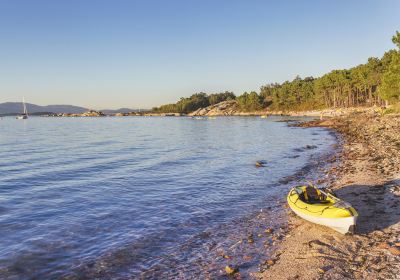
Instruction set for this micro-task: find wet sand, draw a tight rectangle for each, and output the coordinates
[253,111,400,280]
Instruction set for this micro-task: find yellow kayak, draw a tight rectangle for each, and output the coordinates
[287,185,358,234]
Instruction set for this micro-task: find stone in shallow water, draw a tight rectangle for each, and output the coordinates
[225,265,238,275]
[265,228,274,234]
[255,161,265,167]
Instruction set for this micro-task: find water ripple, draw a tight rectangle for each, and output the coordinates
[0,116,336,279]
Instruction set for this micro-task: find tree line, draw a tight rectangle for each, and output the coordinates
[153,31,400,113]
[152,91,236,114]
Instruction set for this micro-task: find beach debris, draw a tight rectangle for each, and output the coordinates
[225,265,238,275]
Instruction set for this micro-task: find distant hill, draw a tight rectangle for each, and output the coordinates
[0,102,88,115]
[0,102,148,116]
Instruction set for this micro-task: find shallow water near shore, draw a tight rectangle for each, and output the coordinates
[0,116,336,279]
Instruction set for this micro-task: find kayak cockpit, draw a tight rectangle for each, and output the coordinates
[296,186,332,204]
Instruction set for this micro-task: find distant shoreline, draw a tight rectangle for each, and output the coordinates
[2,105,387,119]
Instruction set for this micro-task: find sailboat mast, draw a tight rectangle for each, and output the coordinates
[23,97,28,115]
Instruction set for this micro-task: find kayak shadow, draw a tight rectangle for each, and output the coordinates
[334,180,400,235]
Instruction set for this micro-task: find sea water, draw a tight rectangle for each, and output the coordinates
[0,116,336,279]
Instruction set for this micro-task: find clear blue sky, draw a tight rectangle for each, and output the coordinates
[1,0,399,109]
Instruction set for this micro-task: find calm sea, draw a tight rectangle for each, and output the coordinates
[0,116,336,279]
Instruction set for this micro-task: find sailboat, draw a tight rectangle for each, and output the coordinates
[16,98,28,119]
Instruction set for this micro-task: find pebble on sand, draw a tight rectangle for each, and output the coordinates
[388,246,400,256]
[266,259,275,266]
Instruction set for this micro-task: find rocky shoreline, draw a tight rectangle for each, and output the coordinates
[252,111,400,280]
[38,100,390,118]
[188,100,386,118]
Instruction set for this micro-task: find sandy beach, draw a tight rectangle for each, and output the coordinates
[252,111,400,280]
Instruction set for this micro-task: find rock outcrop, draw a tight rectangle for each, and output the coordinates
[56,110,106,117]
[80,110,106,117]
[188,100,239,116]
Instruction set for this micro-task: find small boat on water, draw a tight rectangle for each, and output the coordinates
[287,185,358,234]
[16,97,28,120]
[260,115,267,118]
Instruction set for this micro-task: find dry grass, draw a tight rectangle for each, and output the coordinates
[384,102,400,114]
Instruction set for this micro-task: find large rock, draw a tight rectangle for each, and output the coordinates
[80,110,106,117]
[189,100,239,116]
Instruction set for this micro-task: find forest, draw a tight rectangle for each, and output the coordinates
[152,32,400,113]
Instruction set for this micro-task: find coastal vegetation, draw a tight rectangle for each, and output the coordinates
[153,31,400,113]
[152,91,235,114]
